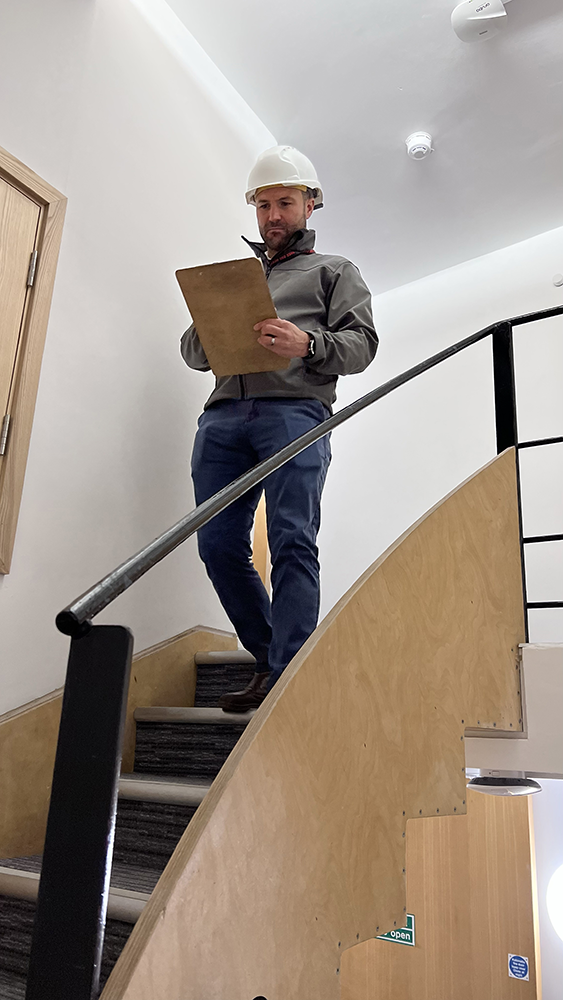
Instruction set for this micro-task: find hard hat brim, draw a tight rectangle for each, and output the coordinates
[246,182,324,209]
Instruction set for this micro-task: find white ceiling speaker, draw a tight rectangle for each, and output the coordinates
[406,132,433,159]
[451,0,512,43]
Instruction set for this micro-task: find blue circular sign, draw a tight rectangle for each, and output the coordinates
[508,954,529,980]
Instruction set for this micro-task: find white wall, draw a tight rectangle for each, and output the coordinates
[0,0,274,714]
[318,224,563,645]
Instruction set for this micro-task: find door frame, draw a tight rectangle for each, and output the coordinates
[0,144,66,573]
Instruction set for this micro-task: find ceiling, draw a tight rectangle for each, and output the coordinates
[167,0,563,293]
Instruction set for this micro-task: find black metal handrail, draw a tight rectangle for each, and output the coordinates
[27,303,563,1000]
[55,304,563,638]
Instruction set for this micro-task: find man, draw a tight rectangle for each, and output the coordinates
[181,145,377,712]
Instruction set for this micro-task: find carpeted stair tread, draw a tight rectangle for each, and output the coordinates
[105,862,160,895]
[0,898,33,974]
[0,782,202,904]
[194,658,256,707]
[0,797,197,897]
[0,966,26,1000]
[113,799,197,873]
[134,720,248,779]
[0,857,40,876]
[0,894,132,996]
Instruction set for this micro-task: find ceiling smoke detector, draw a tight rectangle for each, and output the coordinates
[451,0,512,43]
[406,132,433,159]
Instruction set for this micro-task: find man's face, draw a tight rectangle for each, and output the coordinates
[255,186,315,253]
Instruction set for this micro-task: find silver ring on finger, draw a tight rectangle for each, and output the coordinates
[271,335,276,344]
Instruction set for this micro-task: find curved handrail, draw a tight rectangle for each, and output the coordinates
[56,304,563,637]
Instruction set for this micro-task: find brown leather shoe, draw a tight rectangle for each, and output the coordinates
[218,671,270,713]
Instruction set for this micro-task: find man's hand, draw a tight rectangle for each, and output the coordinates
[255,318,311,358]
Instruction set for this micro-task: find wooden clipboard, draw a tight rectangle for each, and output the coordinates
[176,257,289,377]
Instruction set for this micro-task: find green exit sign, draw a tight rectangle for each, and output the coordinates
[376,913,415,947]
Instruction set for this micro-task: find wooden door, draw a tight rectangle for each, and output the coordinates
[0,177,41,432]
[0,145,66,573]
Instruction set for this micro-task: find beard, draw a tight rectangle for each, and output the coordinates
[259,215,307,254]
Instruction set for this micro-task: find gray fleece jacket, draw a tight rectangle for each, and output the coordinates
[180,229,378,412]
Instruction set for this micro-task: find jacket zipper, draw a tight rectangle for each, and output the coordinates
[238,234,314,402]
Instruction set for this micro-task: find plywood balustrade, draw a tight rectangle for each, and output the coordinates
[101,449,525,1000]
[340,789,539,999]
[0,627,236,856]
[0,690,62,858]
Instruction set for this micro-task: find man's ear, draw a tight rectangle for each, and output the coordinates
[305,199,315,220]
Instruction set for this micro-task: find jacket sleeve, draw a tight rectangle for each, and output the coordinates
[180,323,211,372]
[304,261,378,376]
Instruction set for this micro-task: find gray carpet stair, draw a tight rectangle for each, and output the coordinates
[193,649,255,707]
[0,896,132,999]
[0,653,254,998]
[134,707,254,780]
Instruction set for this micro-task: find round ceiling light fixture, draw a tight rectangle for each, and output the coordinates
[451,0,512,43]
[406,132,433,159]
[467,769,542,797]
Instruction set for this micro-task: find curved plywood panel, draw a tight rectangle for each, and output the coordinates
[102,449,524,1000]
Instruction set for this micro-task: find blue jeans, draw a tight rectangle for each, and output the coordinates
[191,398,331,687]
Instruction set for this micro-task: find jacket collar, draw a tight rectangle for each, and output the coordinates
[241,228,316,267]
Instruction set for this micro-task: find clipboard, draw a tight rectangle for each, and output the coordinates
[176,257,289,377]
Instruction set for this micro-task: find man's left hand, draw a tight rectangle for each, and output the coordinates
[255,318,311,358]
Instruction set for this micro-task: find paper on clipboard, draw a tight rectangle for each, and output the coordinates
[176,257,289,377]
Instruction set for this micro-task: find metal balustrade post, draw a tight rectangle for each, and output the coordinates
[25,625,133,1000]
[492,322,518,454]
[491,322,530,640]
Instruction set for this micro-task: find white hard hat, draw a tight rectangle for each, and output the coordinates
[246,145,324,209]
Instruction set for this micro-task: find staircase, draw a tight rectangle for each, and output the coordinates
[4,307,556,998]
[0,651,256,999]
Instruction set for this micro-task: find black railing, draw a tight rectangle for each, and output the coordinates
[26,305,563,999]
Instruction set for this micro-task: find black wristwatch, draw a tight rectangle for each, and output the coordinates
[306,334,316,359]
